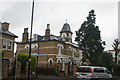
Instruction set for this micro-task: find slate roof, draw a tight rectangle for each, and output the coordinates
[32,34,60,41]
[60,23,72,33]
[0,30,18,38]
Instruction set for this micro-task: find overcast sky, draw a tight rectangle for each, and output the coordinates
[0,0,119,50]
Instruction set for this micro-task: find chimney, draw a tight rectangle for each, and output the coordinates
[45,24,50,40]
[22,28,29,42]
[2,22,10,31]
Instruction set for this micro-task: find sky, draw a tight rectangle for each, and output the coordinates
[0,0,119,50]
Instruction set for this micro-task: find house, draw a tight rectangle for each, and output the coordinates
[17,23,83,77]
[0,22,18,78]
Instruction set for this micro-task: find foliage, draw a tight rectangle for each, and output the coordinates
[30,55,36,70]
[18,53,36,70]
[75,9,105,65]
[98,52,113,71]
[18,53,29,62]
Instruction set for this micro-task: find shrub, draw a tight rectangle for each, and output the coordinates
[18,53,36,71]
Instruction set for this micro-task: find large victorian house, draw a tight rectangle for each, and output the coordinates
[17,23,83,76]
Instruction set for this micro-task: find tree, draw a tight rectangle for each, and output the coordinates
[112,39,120,64]
[98,52,113,71]
[75,10,105,65]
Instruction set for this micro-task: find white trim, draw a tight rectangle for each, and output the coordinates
[25,45,29,48]
[56,59,62,63]
[48,58,53,63]
[39,46,57,49]
[61,33,67,38]
[31,54,56,56]
[19,46,57,50]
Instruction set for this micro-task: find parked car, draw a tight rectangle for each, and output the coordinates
[75,66,112,80]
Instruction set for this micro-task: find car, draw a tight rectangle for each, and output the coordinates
[74,66,112,80]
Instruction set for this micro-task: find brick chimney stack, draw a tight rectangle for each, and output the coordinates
[22,28,29,42]
[2,22,10,31]
[45,24,50,40]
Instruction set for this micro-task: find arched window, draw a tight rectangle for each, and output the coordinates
[34,44,38,49]
[25,45,29,53]
[33,44,38,53]
[57,44,64,55]
[25,45,29,49]
[48,58,53,66]
[57,59,62,64]
[61,33,67,38]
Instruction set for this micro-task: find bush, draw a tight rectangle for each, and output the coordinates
[18,53,36,70]
[112,63,120,76]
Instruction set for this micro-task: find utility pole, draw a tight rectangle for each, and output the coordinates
[28,0,35,80]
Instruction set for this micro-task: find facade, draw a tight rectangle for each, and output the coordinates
[0,22,18,78]
[17,23,83,76]
[0,22,18,59]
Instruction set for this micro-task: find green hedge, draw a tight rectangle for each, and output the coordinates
[18,53,36,70]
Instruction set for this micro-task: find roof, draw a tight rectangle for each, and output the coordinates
[33,34,60,41]
[20,34,80,48]
[0,30,18,38]
[60,23,72,33]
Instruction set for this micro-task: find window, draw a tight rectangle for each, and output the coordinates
[48,58,53,66]
[3,40,7,49]
[3,40,12,50]
[94,68,105,73]
[57,59,61,64]
[61,33,67,38]
[49,60,52,66]
[25,45,29,53]
[105,69,110,74]
[77,67,91,73]
[69,33,72,38]
[8,41,12,50]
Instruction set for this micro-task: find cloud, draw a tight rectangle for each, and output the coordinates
[1,1,118,50]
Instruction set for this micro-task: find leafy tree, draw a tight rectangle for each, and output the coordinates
[75,10,105,65]
[112,39,120,64]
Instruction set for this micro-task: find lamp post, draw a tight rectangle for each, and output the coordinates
[28,0,35,80]
[14,42,19,80]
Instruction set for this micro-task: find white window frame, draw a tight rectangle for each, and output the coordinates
[61,33,67,38]
[48,58,53,66]
[7,40,13,50]
[3,39,7,50]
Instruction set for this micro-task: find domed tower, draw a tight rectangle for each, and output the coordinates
[60,23,73,42]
